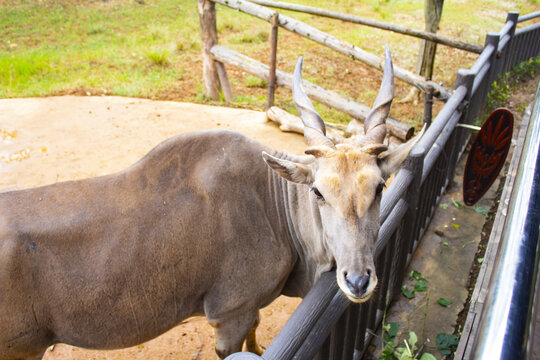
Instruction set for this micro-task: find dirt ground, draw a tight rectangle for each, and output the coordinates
[0,96,304,360]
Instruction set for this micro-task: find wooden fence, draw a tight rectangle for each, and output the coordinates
[194,3,540,359]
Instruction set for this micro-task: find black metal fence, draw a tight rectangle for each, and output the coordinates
[220,8,540,360]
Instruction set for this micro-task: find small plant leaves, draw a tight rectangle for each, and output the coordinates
[477,257,484,264]
[439,203,448,209]
[442,241,449,247]
[408,331,418,350]
[401,285,415,299]
[382,321,399,344]
[437,297,452,307]
[474,205,489,215]
[452,199,463,209]
[380,342,395,358]
[452,223,460,229]
[419,354,437,360]
[387,322,399,337]
[409,270,425,281]
[436,333,458,356]
[414,279,427,292]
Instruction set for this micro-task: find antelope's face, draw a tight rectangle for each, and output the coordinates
[311,147,383,302]
[263,47,423,302]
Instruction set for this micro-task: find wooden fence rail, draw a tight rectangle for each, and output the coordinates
[248,0,483,54]
[211,0,451,98]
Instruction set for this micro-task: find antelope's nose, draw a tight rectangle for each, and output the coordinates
[345,271,371,298]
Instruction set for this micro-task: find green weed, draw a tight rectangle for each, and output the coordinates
[145,48,171,66]
[230,31,269,44]
[486,55,540,114]
[245,75,267,88]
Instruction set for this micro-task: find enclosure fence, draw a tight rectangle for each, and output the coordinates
[195,3,540,359]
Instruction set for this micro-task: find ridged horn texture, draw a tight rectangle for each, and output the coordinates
[293,57,336,149]
[363,46,395,144]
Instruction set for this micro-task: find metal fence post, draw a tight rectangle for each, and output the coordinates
[501,11,519,73]
[485,33,501,92]
[447,69,474,182]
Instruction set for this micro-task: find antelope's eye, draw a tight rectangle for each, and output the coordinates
[376,182,385,195]
[311,187,324,200]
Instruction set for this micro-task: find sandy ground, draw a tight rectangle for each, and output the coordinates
[0,96,304,359]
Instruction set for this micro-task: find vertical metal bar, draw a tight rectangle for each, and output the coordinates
[445,129,460,187]
[267,13,279,109]
[329,308,347,359]
[376,245,392,311]
[314,337,331,360]
[342,304,360,359]
[353,303,370,354]
[390,148,425,297]
[526,31,533,61]
[366,293,379,333]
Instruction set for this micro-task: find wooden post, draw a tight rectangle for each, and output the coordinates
[198,0,221,100]
[416,0,444,82]
[267,13,279,109]
[216,62,234,102]
[423,85,433,127]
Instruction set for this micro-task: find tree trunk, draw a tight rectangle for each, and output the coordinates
[198,0,221,100]
[416,0,444,80]
[402,0,444,104]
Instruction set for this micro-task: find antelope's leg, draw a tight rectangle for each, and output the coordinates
[211,311,261,359]
[244,311,264,355]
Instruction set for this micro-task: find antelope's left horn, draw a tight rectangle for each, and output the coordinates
[293,57,335,149]
[363,46,395,144]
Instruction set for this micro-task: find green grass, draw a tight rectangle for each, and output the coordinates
[1,0,539,125]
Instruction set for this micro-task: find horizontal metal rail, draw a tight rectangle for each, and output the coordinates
[518,10,540,22]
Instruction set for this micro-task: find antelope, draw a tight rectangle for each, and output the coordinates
[0,47,421,359]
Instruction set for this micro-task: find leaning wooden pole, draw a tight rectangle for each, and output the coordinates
[210,45,414,140]
[210,0,451,99]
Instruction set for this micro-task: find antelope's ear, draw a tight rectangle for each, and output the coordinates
[262,152,313,184]
[378,125,425,178]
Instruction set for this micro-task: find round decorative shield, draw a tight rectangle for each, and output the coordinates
[463,108,514,206]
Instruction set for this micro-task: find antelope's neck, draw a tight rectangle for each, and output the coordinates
[267,151,334,298]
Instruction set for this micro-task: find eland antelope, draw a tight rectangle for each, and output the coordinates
[0,47,422,359]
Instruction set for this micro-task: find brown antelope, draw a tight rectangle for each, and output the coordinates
[0,47,421,359]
